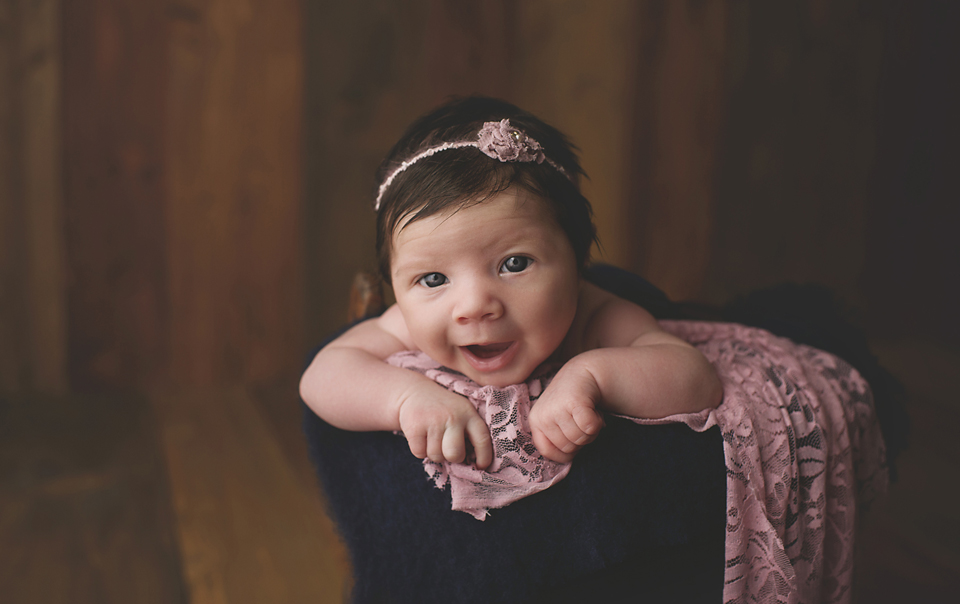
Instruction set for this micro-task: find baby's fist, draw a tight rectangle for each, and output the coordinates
[529,367,604,463]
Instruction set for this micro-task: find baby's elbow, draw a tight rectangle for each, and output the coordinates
[299,369,319,410]
[703,365,724,410]
[683,347,723,412]
[299,355,326,410]
[298,372,311,404]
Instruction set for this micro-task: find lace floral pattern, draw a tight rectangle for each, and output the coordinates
[387,351,568,520]
[652,321,889,604]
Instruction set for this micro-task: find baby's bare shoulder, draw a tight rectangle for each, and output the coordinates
[575,282,661,350]
[327,304,416,359]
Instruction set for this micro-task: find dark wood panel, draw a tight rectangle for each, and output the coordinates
[20,0,68,393]
[0,0,67,393]
[61,0,169,390]
[701,1,887,307]
[0,0,29,391]
[862,1,960,345]
[420,0,515,103]
[623,0,729,299]
[165,0,304,386]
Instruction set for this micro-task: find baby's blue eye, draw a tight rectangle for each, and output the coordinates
[501,256,532,273]
[418,272,448,288]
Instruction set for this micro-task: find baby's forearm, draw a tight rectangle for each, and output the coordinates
[569,343,722,419]
[302,345,495,468]
[300,346,437,432]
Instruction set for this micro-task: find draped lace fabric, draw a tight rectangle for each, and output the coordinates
[388,320,888,603]
[650,321,889,604]
[386,351,569,520]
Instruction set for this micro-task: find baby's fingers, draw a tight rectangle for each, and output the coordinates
[532,422,576,464]
[426,427,447,463]
[572,406,604,439]
[404,428,428,460]
[466,418,493,470]
[441,427,467,464]
[555,410,599,450]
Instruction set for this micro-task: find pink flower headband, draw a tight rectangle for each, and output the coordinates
[374,119,570,210]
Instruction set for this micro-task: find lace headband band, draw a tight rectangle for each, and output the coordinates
[374,119,569,210]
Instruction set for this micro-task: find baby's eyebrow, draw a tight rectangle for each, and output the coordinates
[390,259,440,280]
[391,255,436,270]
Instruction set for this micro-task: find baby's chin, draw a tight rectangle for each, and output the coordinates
[458,361,546,387]
[467,375,530,388]
[466,372,530,388]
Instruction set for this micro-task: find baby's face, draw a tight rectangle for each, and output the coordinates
[390,188,580,386]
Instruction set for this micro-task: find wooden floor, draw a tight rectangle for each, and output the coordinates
[1,338,957,603]
[0,381,351,604]
[855,339,960,603]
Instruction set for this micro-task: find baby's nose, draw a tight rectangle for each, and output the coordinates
[454,282,504,323]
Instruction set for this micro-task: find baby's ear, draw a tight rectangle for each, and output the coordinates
[348,272,386,322]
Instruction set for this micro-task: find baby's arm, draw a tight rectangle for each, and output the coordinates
[530,284,722,463]
[299,305,493,468]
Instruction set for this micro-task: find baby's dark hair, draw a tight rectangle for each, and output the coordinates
[374,96,597,284]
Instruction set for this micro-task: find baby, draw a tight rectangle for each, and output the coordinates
[300,96,722,469]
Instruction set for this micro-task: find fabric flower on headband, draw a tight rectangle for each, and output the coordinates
[374,118,568,210]
[477,119,547,164]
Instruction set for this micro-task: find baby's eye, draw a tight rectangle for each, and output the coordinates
[500,256,532,274]
[417,272,448,288]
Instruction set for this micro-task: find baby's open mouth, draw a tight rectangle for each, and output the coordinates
[466,342,513,359]
[460,341,518,373]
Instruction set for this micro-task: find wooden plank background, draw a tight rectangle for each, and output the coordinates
[60,0,169,390]
[0,0,67,394]
[0,0,25,390]
[1,0,957,602]
[0,0,954,394]
[165,0,304,388]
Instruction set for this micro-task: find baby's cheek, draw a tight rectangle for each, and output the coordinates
[412,325,454,362]
[539,305,575,349]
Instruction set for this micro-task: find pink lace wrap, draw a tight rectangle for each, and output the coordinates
[387,350,567,520]
[388,320,889,604]
[653,321,888,604]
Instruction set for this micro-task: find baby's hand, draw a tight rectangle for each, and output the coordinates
[529,362,605,463]
[397,381,493,469]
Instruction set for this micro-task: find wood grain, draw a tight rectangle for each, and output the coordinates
[0,0,67,394]
[861,1,960,345]
[625,0,729,301]
[20,0,67,394]
[0,0,28,391]
[165,0,305,386]
[61,0,169,390]
[701,0,887,307]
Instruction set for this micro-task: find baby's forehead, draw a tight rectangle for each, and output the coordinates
[392,188,557,239]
